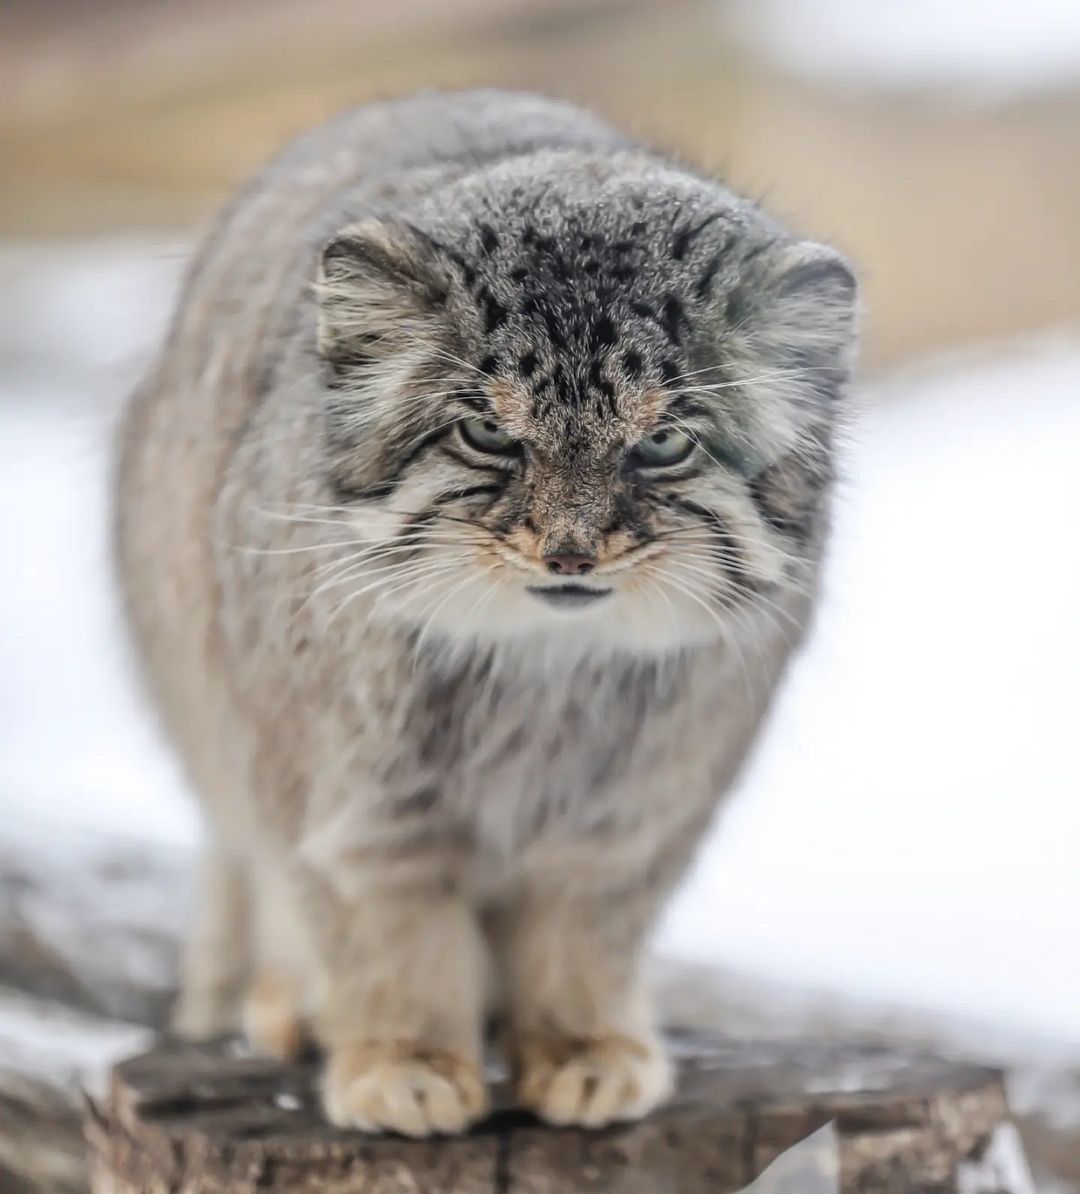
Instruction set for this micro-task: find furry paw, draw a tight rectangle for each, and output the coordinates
[514,1032,673,1128]
[242,968,307,1061]
[322,1041,488,1136]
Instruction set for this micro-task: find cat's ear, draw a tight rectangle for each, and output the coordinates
[316,219,450,384]
[690,238,857,481]
[751,241,859,392]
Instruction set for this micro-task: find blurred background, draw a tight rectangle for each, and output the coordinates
[1,1,1078,1190]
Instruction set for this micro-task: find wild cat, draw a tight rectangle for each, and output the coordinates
[115,90,857,1136]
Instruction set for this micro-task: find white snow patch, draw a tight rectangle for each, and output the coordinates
[0,242,196,847]
[0,986,151,1096]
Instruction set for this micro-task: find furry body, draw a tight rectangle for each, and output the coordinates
[116,91,857,1133]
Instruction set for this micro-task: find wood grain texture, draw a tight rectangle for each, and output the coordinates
[86,1034,1021,1193]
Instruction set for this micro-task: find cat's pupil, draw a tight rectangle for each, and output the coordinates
[653,431,669,443]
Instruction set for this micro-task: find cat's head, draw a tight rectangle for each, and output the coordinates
[313,155,857,654]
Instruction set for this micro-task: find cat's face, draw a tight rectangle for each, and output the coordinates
[315,165,857,654]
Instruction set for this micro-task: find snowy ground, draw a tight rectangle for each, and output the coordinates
[1,241,1078,1055]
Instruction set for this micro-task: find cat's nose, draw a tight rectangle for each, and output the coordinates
[544,552,596,576]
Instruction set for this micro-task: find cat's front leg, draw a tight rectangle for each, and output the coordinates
[294,854,490,1137]
[172,846,252,1038]
[497,876,673,1128]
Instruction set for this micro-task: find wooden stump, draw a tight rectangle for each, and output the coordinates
[84,1033,1033,1193]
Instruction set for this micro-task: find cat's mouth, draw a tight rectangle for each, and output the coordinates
[526,583,613,611]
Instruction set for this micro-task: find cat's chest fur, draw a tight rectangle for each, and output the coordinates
[328,635,757,869]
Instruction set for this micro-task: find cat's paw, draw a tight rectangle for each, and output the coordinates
[322,1041,488,1136]
[514,1032,673,1128]
[242,968,307,1061]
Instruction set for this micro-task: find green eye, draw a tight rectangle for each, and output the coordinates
[459,416,517,455]
[629,427,694,468]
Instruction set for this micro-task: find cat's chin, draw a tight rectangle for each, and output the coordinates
[379,581,726,658]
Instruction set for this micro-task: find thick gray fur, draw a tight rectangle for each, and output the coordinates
[115,90,858,1135]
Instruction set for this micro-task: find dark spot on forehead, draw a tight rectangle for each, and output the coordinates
[479,286,508,334]
[660,295,685,346]
[589,358,615,401]
[583,259,600,275]
[590,314,619,351]
[522,293,567,351]
[479,224,499,253]
[672,211,723,261]
[518,350,539,378]
[550,254,570,283]
[511,266,528,283]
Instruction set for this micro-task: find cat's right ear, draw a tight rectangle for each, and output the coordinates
[316,219,450,385]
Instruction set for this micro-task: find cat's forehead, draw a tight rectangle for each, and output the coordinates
[443,215,727,437]
[487,372,668,453]
[420,165,750,442]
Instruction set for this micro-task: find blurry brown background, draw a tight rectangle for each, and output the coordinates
[3,0,1080,371]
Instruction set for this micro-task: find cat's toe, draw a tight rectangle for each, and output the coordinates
[242,968,307,1061]
[515,1032,673,1128]
[322,1041,488,1136]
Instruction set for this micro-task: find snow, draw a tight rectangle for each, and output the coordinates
[0,986,151,1096]
[723,0,1080,99]
[1,241,1078,1047]
[0,240,197,848]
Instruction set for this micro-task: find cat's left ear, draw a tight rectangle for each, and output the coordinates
[751,241,860,392]
[316,219,450,384]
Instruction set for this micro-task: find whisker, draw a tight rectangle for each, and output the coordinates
[320,559,467,628]
[411,569,487,657]
[644,566,756,702]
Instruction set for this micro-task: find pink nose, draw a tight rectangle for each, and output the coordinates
[544,553,596,576]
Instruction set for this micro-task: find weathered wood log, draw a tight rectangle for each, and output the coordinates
[85,1034,1032,1193]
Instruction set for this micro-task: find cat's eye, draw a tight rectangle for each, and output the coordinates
[459,416,518,455]
[628,427,694,468]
